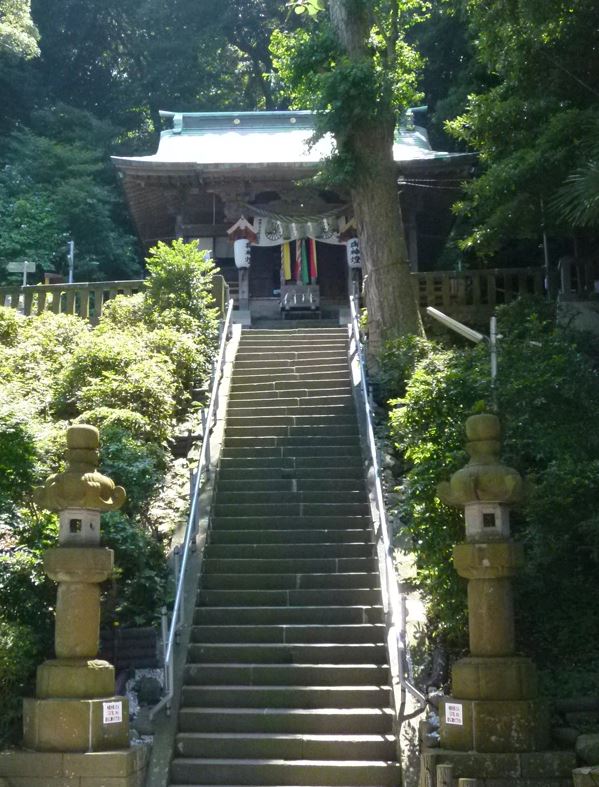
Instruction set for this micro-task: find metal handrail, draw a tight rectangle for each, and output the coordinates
[150,298,235,718]
[348,296,426,718]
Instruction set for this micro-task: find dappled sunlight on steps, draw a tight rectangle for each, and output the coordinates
[169,327,400,787]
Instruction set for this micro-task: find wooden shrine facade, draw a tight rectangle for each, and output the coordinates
[112,110,475,321]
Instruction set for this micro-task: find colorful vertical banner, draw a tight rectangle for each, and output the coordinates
[301,240,310,285]
[281,242,292,280]
[295,239,302,282]
[308,239,318,282]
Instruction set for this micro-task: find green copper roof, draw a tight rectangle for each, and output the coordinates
[113,110,470,170]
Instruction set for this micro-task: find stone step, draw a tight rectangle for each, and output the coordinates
[177,707,393,735]
[190,623,385,644]
[197,588,381,607]
[186,643,387,665]
[170,757,400,785]
[241,329,348,337]
[229,374,351,399]
[231,367,349,383]
[234,355,347,369]
[238,339,348,349]
[228,388,352,403]
[216,478,364,493]
[211,517,371,531]
[227,396,354,411]
[209,530,372,546]
[236,351,348,363]
[219,453,363,467]
[226,415,356,429]
[180,685,391,709]
[193,606,384,626]
[202,558,376,576]
[230,372,350,387]
[200,573,379,591]
[173,732,396,761]
[218,462,364,474]
[183,663,390,687]
[212,503,369,518]
[224,425,359,439]
[227,410,356,426]
[205,543,373,560]
[212,492,367,507]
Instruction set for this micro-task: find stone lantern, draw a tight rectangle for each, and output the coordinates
[23,424,130,753]
[435,413,548,753]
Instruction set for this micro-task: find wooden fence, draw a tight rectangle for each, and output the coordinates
[413,267,545,325]
[0,269,541,326]
[0,275,229,323]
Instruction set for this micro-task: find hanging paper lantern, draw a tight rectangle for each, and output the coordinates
[346,238,361,269]
[234,239,251,269]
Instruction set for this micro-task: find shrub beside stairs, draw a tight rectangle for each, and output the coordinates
[169,327,401,786]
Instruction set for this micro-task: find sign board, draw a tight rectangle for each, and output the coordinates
[445,702,464,726]
[7,261,35,273]
[102,701,123,725]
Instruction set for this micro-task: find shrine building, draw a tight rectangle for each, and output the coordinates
[112,110,473,322]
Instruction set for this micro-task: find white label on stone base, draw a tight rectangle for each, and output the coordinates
[445,702,463,726]
[103,701,123,725]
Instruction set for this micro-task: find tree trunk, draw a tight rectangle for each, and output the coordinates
[327,0,424,351]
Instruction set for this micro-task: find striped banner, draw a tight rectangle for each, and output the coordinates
[308,239,318,282]
[281,242,292,280]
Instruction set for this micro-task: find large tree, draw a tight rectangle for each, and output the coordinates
[445,0,599,262]
[273,0,425,349]
[0,0,38,59]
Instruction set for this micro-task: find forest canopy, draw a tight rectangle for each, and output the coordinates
[0,0,598,281]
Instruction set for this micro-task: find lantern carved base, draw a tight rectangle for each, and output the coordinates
[0,746,149,787]
[36,659,115,699]
[23,696,129,753]
[439,696,550,753]
[420,747,576,787]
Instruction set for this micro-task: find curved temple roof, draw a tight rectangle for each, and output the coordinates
[112,110,469,173]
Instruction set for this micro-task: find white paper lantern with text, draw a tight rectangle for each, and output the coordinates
[346,238,361,269]
[234,239,251,269]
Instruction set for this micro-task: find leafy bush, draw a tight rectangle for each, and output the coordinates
[0,401,37,514]
[0,307,20,346]
[52,329,145,416]
[387,298,599,684]
[0,620,40,746]
[77,359,175,442]
[101,513,169,627]
[98,426,168,518]
[144,240,217,328]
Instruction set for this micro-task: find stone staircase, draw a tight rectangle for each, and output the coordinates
[169,327,401,786]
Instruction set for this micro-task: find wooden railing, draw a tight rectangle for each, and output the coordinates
[0,275,229,323]
[413,267,545,325]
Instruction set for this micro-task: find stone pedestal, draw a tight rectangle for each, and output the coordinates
[420,415,575,786]
[0,426,148,787]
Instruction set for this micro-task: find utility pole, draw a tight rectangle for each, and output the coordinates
[67,240,75,284]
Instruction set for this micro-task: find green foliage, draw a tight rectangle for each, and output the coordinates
[0,400,37,513]
[0,620,39,745]
[271,0,426,183]
[0,0,39,59]
[440,0,599,258]
[0,306,20,345]
[101,513,169,627]
[144,240,218,327]
[387,299,599,682]
[97,426,167,518]
[376,334,434,404]
[0,122,140,282]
